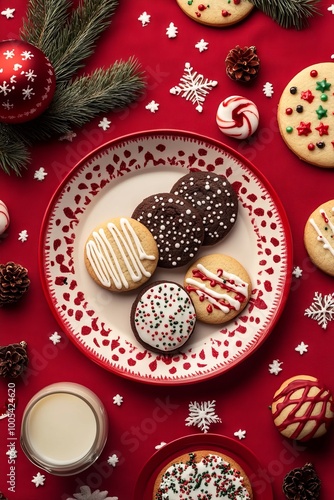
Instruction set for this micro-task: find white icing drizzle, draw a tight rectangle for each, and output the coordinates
[86,218,156,290]
[186,263,249,313]
[309,209,334,257]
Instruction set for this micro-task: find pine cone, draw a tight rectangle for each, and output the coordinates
[225,45,260,83]
[283,463,321,499]
[0,341,28,378]
[0,262,30,306]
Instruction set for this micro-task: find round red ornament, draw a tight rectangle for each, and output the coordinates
[0,39,56,124]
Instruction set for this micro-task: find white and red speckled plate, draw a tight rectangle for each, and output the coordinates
[134,433,274,499]
[39,130,292,385]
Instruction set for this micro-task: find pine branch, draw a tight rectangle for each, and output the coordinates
[14,58,146,142]
[0,125,30,176]
[250,0,321,29]
[21,0,119,82]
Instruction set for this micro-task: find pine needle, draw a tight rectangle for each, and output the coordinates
[0,125,30,176]
[250,0,321,29]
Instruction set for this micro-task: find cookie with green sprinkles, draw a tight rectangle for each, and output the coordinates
[130,280,196,354]
[277,62,334,168]
[175,0,254,27]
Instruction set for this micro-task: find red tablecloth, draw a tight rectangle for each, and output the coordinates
[1,1,334,499]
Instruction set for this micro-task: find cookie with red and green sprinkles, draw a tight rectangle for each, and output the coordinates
[175,0,254,27]
[130,281,196,354]
[278,62,334,168]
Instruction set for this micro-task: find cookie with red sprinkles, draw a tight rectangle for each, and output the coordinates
[175,0,254,27]
[130,280,196,354]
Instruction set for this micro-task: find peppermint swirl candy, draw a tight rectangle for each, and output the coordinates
[0,200,10,235]
[216,95,259,139]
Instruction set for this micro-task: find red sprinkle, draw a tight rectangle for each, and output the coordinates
[310,70,318,77]
[222,10,231,17]
[308,143,315,151]
[285,108,293,115]
[198,4,206,10]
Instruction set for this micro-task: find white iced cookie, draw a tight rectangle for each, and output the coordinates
[216,95,259,139]
[0,200,10,235]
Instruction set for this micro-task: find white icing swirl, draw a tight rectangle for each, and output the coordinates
[309,208,334,257]
[216,95,259,139]
[86,218,156,290]
[0,200,10,235]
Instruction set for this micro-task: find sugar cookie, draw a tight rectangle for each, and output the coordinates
[175,0,254,27]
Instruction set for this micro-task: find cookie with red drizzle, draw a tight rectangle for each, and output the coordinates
[271,375,334,441]
[184,253,252,324]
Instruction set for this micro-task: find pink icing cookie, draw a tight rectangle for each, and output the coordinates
[216,95,259,139]
[0,200,10,235]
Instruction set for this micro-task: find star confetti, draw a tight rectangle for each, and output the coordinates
[295,341,308,355]
[18,229,28,242]
[49,331,62,345]
[107,454,119,467]
[292,266,303,278]
[32,472,46,487]
[263,82,274,98]
[185,400,222,433]
[145,100,159,113]
[304,291,334,329]
[138,11,150,26]
[234,429,246,440]
[268,359,283,375]
[34,167,48,181]
[98,117,111,131]
[170,62,218,113]
[1,8,15,19]
[166,22,178,38]
[113,394,123,406]
[195,39,209,53]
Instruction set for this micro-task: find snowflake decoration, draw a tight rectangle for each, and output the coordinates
[6,446,17,460]
[145,100,159,113]
[328,4,334,13]
[107,454,119,467]
[112,394,123,406]
[305,291,334,329]
[234,429,246,440]
[34,167,48,181]
[166,22,178,38]
[1,8,15,19]
[32,472,46,487]
[268,359,283,375]
[66,485,117,500]
[292,266,303,278]
[49,331,62,345]
[295,341,308,355]
[195,39,209,53]
[18,229,28,242]
[185,400,222,433]
[98,117,111,131]
[170,62,218,113]
[263,81,274,98]
[155,441,167,450]
[138,11,150,26]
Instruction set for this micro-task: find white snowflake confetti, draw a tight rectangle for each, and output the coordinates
[195,39,209,53]
[32,472,46,487]
[18,229,28,242]
[234,429,246,440]
[328,4,334,13]
[98,117,111,131]
[1,8,15,19]
[107,454,119,467]
[145,100,159,113]
[66,485,117,500]
[268,359,283,375]
[292,266,303,278]
[305,291,334,329]
[170,62,218,113]
[21,50,34,60]
[263,81,274,98]
[138,11,150,26]
[155,442,167,450]
[295,341,308,355]
[34,167,48,181]
[49,331,62,345]
[113,394,123,406]
[6,447,17,459]
[166,22,178,38]
[185,400,222,433]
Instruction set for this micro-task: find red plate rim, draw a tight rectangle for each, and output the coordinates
[38,129,293,385]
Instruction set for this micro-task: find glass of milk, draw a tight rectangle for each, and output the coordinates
[20,382,108,475]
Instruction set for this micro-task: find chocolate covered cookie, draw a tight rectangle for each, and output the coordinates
[130,281,196,354]
[171,171,238,245]
[132,193,204,268]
